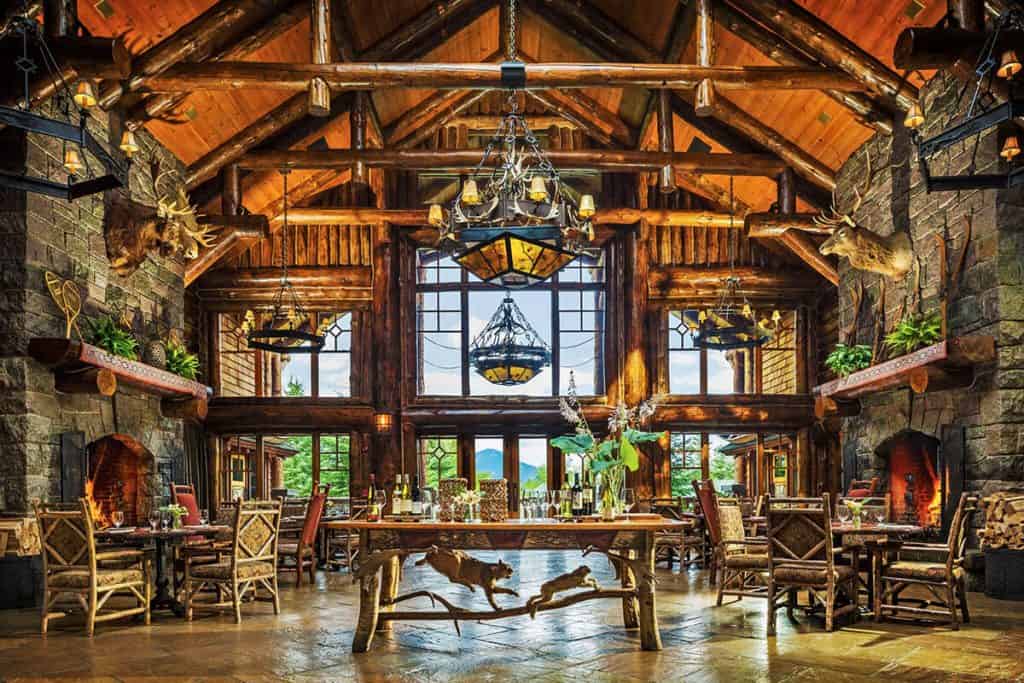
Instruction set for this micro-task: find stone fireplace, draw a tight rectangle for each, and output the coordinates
[876,430,942,528]
[85,435,155,528]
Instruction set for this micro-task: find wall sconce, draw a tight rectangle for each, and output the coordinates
[374,412,394,434]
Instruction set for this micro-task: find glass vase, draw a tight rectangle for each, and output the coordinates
[599,466,625,521]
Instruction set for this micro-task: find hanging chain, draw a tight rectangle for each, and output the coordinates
[280,170,289,285]
[506,0,517,62]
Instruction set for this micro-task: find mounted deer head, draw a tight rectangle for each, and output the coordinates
[104,159,215,277]
[816,151,913,280]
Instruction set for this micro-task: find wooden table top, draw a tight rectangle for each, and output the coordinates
[324,518,691,532]
[95,525,230,540]
[830,522,924,535]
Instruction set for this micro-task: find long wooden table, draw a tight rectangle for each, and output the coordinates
[323,518,689,653]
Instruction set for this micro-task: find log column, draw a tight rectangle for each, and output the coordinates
[371,220,401,486]
[694,0,715,116]
[656,91,675,194]
[309,0,332,116]
[221,164,241,216]
[351,91,369,186]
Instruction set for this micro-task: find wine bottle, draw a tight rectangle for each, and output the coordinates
[401,474,413,514]
[582,470,594,516]
[411,475,423,515]
[391,478,402,515]
[572,473,584,517]
[560,479,573,519]
[367,473,377,505]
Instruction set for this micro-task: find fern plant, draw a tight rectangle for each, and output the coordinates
[884,311,943,357]
[825,343,872,377]
[86,315,138,360]
[164,338,200,380]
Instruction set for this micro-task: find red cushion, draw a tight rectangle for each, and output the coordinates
[175,492,201,526]
[847,489,871,498]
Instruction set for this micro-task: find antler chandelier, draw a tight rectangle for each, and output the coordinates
[428,0,596,288]
[470,296,551,385]
[245,171,324,354]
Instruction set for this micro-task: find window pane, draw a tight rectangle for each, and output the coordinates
[421,437,458,491]
[474,437,504,488]
[708,434,737,494]
[706,349,736,395]
[669,432,702,498]
[318,433,350,498]
[560,332,601,395]
[319,353,351,397]
[281,354,311,397]
[519,438,548,492]
[669,349,700,394]
[468,289,551,397]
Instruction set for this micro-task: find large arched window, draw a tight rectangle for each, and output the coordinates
[415,249,606,397]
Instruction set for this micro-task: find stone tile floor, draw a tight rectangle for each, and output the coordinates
[2,550,1023,682]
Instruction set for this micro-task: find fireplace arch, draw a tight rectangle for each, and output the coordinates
[874,429,942,528]
[85,434,155,527]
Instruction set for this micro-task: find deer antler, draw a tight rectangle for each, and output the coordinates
[813,149,872,230]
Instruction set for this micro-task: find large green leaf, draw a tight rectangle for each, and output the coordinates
[594,439,617,459]
[590,457,623,474]
[550,433,594,454]
[619,436,639,471]
[624,428,665,444]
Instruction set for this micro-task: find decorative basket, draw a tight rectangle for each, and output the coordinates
[439,478,468,522]
[479,479,508,522]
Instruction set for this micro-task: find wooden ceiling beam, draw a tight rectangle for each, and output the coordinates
[237,148,787,176]
[715,2,894,135]
[140,61,868,93]
[388,90,492,148]
[183,223,268,288]
[776,166,838,284]
[357,0,496,62]
[523,0,661,63]
[124,0,307,129]
[525,90,631,148]
[637,0,696,148]
[649,265,820,297]
[723,0,918,112]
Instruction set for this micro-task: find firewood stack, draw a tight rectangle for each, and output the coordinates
[980,492,1024,550]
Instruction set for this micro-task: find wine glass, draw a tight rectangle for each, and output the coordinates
[871,507,887,526]
[160,512,170,531]
[836,504,852,524]
[622,489,636,518]
[422,489,436,520]
[548,491,561,519]
[111,510,125,529]
[148,511,160,531]
[199,509,209,526]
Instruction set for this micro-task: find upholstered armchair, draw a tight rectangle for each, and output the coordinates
[766,494,860,635]
[875,492,979,629]
[183,499,282,623]
[35,499,151,636]
[278,484,329,585]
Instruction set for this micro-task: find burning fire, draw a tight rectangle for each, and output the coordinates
[84,476,112,527]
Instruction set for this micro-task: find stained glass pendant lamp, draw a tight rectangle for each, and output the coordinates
[469,296,551,385]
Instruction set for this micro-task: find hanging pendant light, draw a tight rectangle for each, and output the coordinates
[73,81,97,109]
[246,171,325,354]
[469,296,551,385]
[119,130,140,157]
[429,0,595,288]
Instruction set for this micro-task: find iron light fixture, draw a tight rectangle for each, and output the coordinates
[428,0,595,288]
[245,171,325,354]
[690,277,781,351]
[0,16,127,200]
[469,296,551,386]
[911,8,1024,191]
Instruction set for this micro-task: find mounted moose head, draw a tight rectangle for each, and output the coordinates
[815,151,913,280]
[104,159,215,277]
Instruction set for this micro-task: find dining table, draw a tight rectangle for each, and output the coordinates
[95,525,230,612]
[830,521,924,613]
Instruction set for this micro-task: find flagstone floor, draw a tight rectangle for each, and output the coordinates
[2,550,1024,682]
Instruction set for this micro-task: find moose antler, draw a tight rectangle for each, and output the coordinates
[150,160,215,259]
[814,149,872,230]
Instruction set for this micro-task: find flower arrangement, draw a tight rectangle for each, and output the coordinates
[161,503,189,528]
[844,499,864,528]
[551,372,666,519]
[454,489,483,522]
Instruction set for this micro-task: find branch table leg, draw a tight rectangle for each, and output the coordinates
[352,570,381,653]
[620,549,640,630]
[376,554,402,632]
[638,534,662,651]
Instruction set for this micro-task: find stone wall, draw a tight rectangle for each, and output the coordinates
[0,105,190,513]
[831,72,1023,515]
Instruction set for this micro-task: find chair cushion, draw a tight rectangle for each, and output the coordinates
[884,561,956,582]
[724,553,769,570]
[773,563,857,586]
[190,561,275,580]
[278,543,313,557]
[847,489,871,498]
[50,568,143,588]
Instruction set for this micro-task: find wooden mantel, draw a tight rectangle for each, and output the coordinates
[813,336,996,417]
[28,338,211,421]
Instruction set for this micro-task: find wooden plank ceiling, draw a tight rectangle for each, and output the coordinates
[76,0,948,274]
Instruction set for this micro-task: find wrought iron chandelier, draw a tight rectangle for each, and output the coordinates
[245,171,324,354]
[0,12,129,199]
[906,7,1024,191]
[470,296,551,386]
[428,0,596,288]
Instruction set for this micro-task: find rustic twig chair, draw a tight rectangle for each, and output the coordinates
[875,492,979,629]
[649,495,704,570]
[183,499,282,623]
[714,498,769,605]
[278,484,329,585]
[766,494,859,635]
[35,499,151,636]
[326,498,366,572]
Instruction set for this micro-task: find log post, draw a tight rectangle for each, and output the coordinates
[656,91,675,193]
[221,164,241,216]
[951,0,985,32]
[160,397,209,422]
[42,0,74,41]
[351,91,369,185]
[309,0,332,116]
[54,368,117,396]
[695,0,715,117]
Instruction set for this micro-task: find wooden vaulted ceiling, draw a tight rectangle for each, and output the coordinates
[75,0,949,273]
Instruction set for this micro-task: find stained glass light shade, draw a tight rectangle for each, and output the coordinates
[688,310,771,350]
[455,230,577,289]
[469,296,551,386]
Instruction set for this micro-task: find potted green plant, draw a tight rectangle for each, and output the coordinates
[551,372,665,521]
[825,343,873,377]
[884,311,942,357]
[86,315,138,360]
[163,337,200,380]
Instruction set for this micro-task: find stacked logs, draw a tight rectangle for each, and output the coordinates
[980,492,1024,550]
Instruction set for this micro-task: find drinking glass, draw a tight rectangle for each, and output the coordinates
[871,508,886,525]
[422,489,436,520]
[622,489,636,517]
[199,509,209,526]
[148,511,160,531]
[375,490,387,518]
[548,491,561,519]
[160,512,170,531]
[110,510,125,529]
[836,504,852,524]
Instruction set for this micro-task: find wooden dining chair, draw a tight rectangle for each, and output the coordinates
[34,499,150,636]
[326,498,366,572]
[278,485,329,585]
[875,492,979,629]
[170,482,202,525]
[183,499,282,624]
[766,494,860,635]
[650,495,704,570]
[714,498,770,605]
